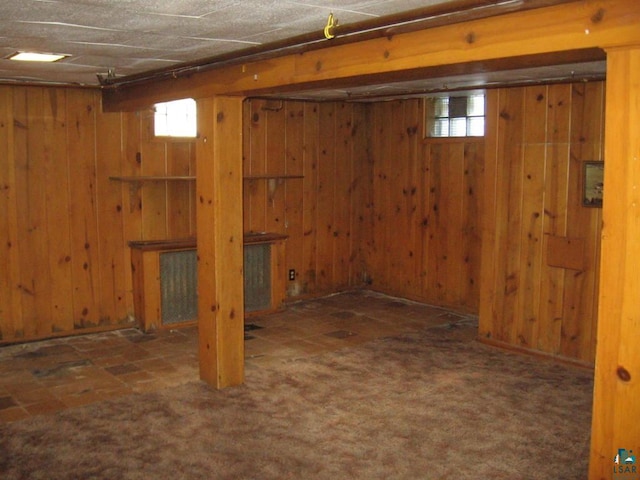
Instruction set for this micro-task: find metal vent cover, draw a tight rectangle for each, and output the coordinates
[244,243,271,312]
[160,249,198,325]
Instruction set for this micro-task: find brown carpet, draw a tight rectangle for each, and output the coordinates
[0,321,593,480]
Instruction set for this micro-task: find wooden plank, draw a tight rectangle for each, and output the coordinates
[264,102,287,234]
[461,140,483,310]
[478,89,501,341]
[301,102,319,294]
[129,247,146,328]
[44,88,74,334]
[66,89,101,329]
[167,141,196,237]
[498,89,525,345]
[426,143,444,301]
[332,102,353,288]
[242,100,252,233]
[389,100,414,295]
[17,87,52,338]
[270,240,287,310]
[350,102,372,288]
[283,101,305,296]
[368,102,386,290]
[379,101,403,293]
[444,142,466,306]
[245,99,268,232]
[589,46,640,479]
[95,98,128,326]
[128,247,162,331]
[139,113,168,239]
[315,103,336,292]
[0,86,23,340]
[11,87,31,340]
[196,96,245,388]
[516,143,545,349]
[419,137,433,300]
[120,111,144,319]
[403,99,422,297]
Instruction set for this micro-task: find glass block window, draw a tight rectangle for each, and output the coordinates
[154,98,197,138]
[425,93,485,138]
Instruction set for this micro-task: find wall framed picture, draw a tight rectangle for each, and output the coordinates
[582,161,604,208]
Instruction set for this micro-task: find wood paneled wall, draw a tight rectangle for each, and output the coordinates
[2,83,604,365]
[0,86,195,342]
[364,99,483,311]
[480,82,604,365]
[243,98,483,311]
[243,99,369,297]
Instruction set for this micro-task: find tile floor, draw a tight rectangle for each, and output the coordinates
[0,290,476,423]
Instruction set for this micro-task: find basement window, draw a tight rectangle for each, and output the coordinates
[425,93,485,138]
[154,98,197,138]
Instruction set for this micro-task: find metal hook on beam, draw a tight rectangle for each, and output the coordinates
[324,13,337,39]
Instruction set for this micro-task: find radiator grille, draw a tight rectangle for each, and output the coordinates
[244,243,271,312]
[160,250,198,325]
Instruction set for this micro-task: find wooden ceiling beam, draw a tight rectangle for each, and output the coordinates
[244,48,606,99]
[102,0,640,111]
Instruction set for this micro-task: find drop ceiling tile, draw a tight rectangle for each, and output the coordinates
[66,0,242,18]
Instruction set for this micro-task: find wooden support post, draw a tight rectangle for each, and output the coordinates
[196,96,245,388]
[589,46,640,478]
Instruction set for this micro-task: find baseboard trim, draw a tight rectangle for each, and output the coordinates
[477,336,594,371]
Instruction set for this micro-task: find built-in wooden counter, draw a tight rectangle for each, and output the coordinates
[129,233,287,331]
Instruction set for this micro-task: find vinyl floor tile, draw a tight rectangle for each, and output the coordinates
[0,291,476,423]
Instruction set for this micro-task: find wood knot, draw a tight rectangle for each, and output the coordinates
[383,50,390,59]
[216,111,225,123]
[591,8,605,24]
[465,32,476,44]
[617,366,631,382]
[315,60,322,72]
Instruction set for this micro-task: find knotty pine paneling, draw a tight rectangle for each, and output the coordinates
[244,97,483,311]
[243,99,369,298]
[480,82,604,365]
[0,86,195,343]
[365,99,483,311]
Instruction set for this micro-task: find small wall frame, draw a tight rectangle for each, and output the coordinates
[582,161,604,208]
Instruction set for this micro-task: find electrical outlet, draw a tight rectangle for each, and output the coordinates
[288,269,296,281]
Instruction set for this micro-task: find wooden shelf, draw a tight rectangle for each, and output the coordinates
[109,176,195,182]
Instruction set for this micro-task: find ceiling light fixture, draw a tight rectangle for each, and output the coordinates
[8,51,68,62]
